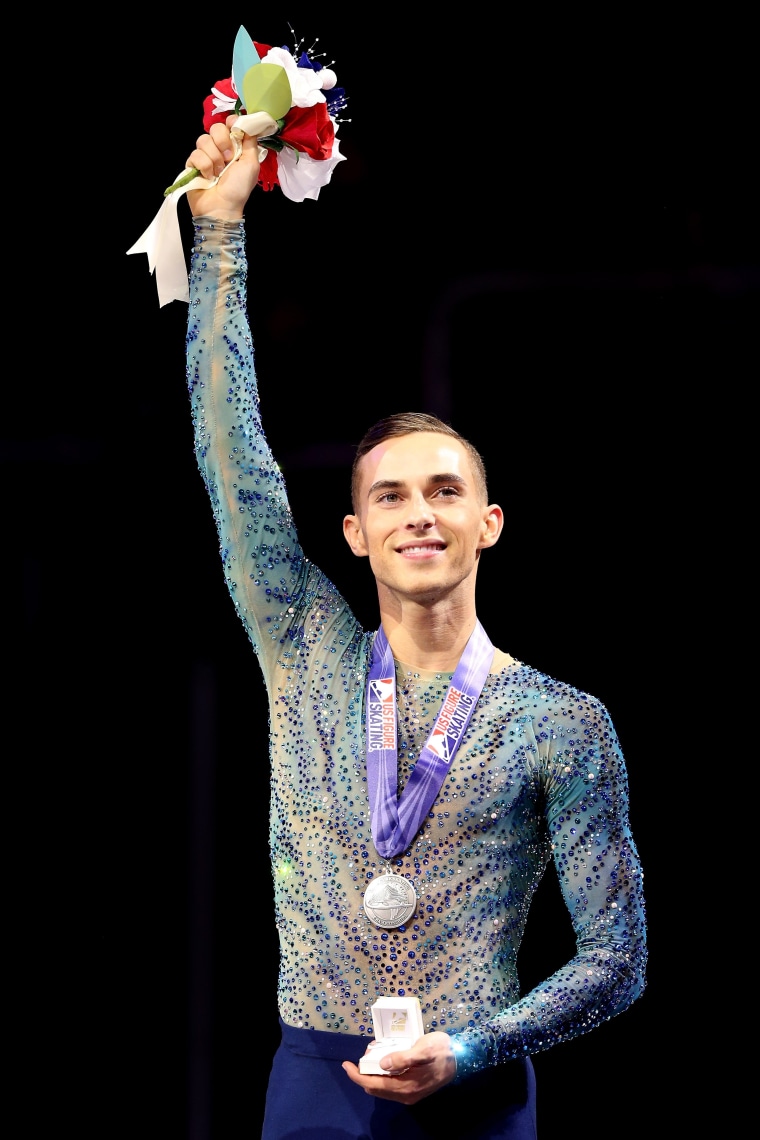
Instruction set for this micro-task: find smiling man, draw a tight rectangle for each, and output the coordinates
[178,117,648,1140]
[343,424,504,652]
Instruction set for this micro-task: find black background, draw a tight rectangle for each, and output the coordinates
[16,8,756,1138]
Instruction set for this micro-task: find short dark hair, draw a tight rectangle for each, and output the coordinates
[351,412,488,512]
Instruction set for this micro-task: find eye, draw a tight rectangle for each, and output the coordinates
[377,491,401,504]
[435,485,460,498]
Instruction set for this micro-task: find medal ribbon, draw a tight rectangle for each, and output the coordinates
[366,622,494,858]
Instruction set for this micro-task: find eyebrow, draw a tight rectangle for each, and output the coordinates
[367,473,468,496]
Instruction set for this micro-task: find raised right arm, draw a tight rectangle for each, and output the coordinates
[184,121,317,679]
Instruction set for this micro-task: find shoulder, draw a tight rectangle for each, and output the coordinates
[496,659,612,721]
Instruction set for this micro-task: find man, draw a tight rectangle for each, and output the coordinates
[182,118,647,1139]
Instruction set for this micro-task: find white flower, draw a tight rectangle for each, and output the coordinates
[260,46,333,108]
[208,81,239,119]
[276,133,346,202]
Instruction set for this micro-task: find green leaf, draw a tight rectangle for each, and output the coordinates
[242,62,292,122]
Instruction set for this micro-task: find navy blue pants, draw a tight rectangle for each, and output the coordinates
[261,1019,537,1139]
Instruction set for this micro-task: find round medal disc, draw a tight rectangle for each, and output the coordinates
[363,872,417,928]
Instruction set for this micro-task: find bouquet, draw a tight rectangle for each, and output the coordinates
[128,25,348,306]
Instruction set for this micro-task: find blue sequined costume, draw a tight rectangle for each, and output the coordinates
[186,217,647,1084]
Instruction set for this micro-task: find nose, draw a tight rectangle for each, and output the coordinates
[405,493,435,530]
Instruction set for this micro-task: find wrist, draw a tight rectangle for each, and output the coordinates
[192,213,245,227]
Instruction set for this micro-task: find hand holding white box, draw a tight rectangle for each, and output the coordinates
[358,997,424,1075]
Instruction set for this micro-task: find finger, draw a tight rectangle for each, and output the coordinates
[208,122,236,162]
[380,1051,413,1075]
[228,123,261,163]
[186,132,228,180]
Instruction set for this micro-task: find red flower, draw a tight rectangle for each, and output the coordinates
[254,104,336,193]
[257,150,280,193]
[202,77,237,131]
[279,103,335,160]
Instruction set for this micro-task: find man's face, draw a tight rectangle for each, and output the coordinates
[343,432,501,605]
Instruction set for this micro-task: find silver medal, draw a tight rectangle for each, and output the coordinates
[363,870,417,928]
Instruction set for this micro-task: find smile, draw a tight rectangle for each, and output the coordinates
[397,544,445,556]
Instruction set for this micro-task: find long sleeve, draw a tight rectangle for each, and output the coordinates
[447,689,647,1078]
[185,216,359,687]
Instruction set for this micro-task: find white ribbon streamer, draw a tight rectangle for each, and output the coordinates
[127,113,275,307]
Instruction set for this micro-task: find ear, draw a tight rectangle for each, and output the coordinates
[343,513,369,557]
[478,504,504,550]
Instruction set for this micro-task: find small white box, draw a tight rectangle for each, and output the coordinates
[358,997,424,1074]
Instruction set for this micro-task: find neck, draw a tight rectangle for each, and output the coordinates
[378,597,479,673]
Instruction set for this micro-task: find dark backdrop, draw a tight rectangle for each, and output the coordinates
[17,10,756,1139]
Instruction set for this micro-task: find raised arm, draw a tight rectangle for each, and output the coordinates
[184,119,336,684]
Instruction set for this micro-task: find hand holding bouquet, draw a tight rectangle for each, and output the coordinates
[128,25,349,305]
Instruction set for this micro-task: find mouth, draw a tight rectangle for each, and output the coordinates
[396,542,446,558]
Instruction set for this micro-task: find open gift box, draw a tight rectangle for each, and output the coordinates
[358,996,424,1074]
